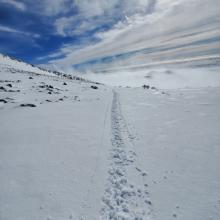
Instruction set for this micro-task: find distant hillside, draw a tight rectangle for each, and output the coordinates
[0,53,100,84]
[0,53,57,76]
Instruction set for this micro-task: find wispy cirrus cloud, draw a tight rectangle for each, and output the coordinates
[41,0,70,16]
[0,0,26,11]
[44,0,220,72]
[0,25,40,38]
[0,0,220,70]
[54,0,154,37]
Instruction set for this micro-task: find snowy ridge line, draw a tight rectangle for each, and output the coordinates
[0,53,101,84]
[1,65,95,84]
[0,66,54,77]
[100,90,153,220]
[0,53,55,76]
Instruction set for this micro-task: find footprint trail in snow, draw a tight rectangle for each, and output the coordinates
[100,90,153,220]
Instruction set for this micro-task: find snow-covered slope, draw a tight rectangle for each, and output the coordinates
[0,57,220,220]
[84,66,220,89]
[0,54,55,76]
[0,59,112,220]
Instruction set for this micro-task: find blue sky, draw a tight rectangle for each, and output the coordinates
[0,0,220,72]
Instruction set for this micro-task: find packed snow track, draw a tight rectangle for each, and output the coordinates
[101,90,153,220]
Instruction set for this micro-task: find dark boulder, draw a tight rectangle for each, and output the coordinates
[48,85,54,89]
[20,103,36,107]
[0,86,7,91]
[142,85,150,89]
[151,86,157,90]
[0,99,7,103]
[91,85,98,89]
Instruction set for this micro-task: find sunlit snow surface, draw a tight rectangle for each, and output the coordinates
[82,55,220,88]
[0,54,55,76]
[0,55,220,220]
[83,67,220,89]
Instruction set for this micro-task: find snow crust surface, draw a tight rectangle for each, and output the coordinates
[0,55,220,220]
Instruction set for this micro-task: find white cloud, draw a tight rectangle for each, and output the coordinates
[0,25,40,38]
[74,0,153,18]
[55,14,117,37]
[45,0,220,71]
[55,16,74,36]
[0,0,26,11]
[42,0,70,16]
[75,0,118,17]
[54,0,155,37]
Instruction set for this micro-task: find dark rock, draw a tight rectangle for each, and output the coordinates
[29,76,33,79]
[91,85,98,89]
[0,99,7,103]
[63,82,67,85]
[6,84,12,87]
[151,86,157,90]
[145,200,152,205]
[39,84,53,89]
[145,75,152,79]
[48,91,52,94]
[20,103,36,107]
[0,86,7,91]
[165,70,173,75]
[142,84,150,89]
[142,172,147,176]
[8,90,20,92]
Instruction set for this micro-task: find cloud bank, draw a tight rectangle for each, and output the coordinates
[45,0,220,72]
[0,0,219,71]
